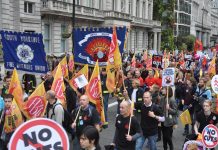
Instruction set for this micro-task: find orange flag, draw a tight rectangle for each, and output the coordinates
[131,54,136,67]
[86,61,105,124]
[112,27,122,68]
[208,56,216,76]
[69,64,89,91]
[60,56,69,78]
[143,50,148,61]
[8,68,23,111]
[23,82,47,119]
[51,64,66,105]
[4,99,23,133]
[68,55,74,73]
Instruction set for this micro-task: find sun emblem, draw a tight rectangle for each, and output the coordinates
[85,38,110,62]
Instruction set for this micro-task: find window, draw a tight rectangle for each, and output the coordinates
[44,24,50,53]
[129,1,132,15]
[24,30,35,33]
[61,24,66,52]
[76,0,80,5]
[142,2,146,19]
[24,1,34,13]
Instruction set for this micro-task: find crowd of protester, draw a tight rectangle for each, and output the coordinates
[0,50,217,150]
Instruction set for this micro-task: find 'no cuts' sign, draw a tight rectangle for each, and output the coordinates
[9,118,69,150]
[211,75,218,94]
[202,124,218,148]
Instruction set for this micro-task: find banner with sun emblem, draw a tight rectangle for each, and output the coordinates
[73,27,126,66]
[0,30,48,73]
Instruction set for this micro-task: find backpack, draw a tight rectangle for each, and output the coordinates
[47,103,72,133]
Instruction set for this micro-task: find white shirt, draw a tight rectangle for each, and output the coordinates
[131,89,138,102]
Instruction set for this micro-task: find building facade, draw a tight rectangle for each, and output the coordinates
[0,0,161,56]
[190,0,218,47]
[174,0,192,37]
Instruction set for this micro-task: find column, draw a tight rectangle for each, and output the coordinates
[158,32,161,52]
[153,32,157,50]
[203,32,207,47]
[145,0,148,19]
[139,0,143,18]
[116,0,121,12]
[131,30,135,50]
[132,0,136,16]
[125,0,129,14]
[207,32,210,48]
[138,30,143,50]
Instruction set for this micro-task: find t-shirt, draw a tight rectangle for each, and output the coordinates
[115,115,141,150]
[196,111,218,133]
[73,105,100,137]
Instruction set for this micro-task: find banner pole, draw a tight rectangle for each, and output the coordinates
[166,86,169,117]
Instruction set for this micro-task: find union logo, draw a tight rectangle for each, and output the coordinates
[26,96,45,117]
[16,43,34,63]
[88,77,100,99]
[85,38,110,62]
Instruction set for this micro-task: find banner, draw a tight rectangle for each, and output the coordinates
[152,55,162,69]
[162,68,175,87]
[73,27,126,66]
[0,31,48,73]
[184,59,195,71]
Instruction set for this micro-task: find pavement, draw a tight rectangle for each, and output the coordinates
[99,97,218,150]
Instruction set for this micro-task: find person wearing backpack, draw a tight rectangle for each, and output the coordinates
[71,95,101,150]
[46,90,64,126]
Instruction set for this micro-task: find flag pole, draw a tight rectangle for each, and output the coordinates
[166,86,169,117]
[127,101,133,136]
[73,106,82,124]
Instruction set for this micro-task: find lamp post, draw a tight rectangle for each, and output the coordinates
[72,0,75,53]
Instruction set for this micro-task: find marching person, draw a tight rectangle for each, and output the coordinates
[159,87,178,150]
[111,100,141,150]
[80,126,101,150]
[71,95,100,150]
[46,90,64,126]
[134,91,164,150]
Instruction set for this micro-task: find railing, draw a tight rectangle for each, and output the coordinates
[131,16,161,26]
[41,0,104,18]
[41,1,161,26]
[104,11,132,20]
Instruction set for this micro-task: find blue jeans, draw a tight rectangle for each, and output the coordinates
[136,134,158,150]
[103,93,109,122]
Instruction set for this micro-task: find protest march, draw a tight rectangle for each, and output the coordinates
[0,26,217,150]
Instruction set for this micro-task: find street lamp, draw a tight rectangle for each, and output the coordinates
[72,0,75,53]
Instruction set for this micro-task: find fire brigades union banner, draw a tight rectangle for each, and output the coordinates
[73,27,127,66]
[0,30,48,73]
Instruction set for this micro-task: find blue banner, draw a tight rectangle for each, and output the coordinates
[73,27,126,66]
[0,31,48,73]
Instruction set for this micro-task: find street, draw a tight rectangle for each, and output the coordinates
[99,97,218,150]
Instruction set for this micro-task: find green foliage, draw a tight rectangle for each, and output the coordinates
[176,35,195,51]
[161,29,175,50]
[153,0,164,21]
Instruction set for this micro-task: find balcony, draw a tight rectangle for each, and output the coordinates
[41,0,104,21]
[104,11,132,21]
[131,16,161,28]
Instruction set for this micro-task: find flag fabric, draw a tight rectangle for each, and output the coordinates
[194,39,203,54]
[154,69,159,78]
[131,54,136,67]
[8,68,23,111]
[112,27,122,68]
[106,27,121,93]
[51,64,66,105]
[199,69,203,78]
[69,64,89,91]
[143,50,148,61]
[179,109,192,126]
[4,99,23,133]
[68,55,74,73]
[59,56,69,78]
[86,61,105,124]
[23,82,47,119]
[208,56,216,76]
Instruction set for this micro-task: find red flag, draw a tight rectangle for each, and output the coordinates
[86,61,105,124]
[194,39,203,54]
[51,64,66,105]
[68,55,74,73]
[23,82,47,119]
[131,54,136,67]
